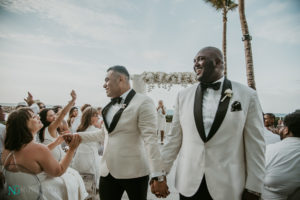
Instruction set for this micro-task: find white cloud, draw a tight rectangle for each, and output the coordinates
[0,0,142,43]
[253,1,300,44]
[253,15,300,44]
[142,50,166,60]
[256,1,288,17]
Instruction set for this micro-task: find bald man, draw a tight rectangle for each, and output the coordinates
[161,46,265,200]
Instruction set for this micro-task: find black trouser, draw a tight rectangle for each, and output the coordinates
[180,176,213,200]
[99,173,149,200]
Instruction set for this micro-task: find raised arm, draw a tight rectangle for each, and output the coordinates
[48,90,76,137]
[38,134,81,177]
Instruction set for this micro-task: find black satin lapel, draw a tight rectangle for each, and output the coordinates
[108,90,136,133]
[194,84,206,142]
[102,102,112,131]
[206,78,232,142]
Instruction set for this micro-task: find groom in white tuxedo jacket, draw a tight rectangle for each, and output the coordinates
[161,47,265,200]
[76,66,169,200]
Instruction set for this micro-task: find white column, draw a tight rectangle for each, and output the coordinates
[131,74,146,94]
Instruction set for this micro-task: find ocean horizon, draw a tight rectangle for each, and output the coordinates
[1,102,287,118]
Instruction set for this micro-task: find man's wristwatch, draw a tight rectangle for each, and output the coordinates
[150,175,165,185]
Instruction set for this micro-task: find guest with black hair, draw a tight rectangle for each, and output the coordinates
[67,106,79,133]
[262,111,300,199]
[38,90,76,159]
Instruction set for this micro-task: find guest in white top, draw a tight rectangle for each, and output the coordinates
[67,106,79,133]
[157,100,166,144]
[262,111,300,200]
[264,128,280,145]
[72,107,103,188]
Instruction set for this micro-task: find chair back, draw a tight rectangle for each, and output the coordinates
[2,164,42,200]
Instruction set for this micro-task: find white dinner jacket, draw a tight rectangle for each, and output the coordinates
[161,79,265,200]
[78,92,163,179]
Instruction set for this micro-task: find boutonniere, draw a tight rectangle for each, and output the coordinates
[121,104,127,109]
[221,89,233,102]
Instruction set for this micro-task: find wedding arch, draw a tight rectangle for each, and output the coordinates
[131,72,198,93]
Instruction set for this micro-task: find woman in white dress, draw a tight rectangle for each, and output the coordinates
[157,100,166,144]
[37,90,88,199]
[1,107,87,200]
[72,107,103,188]
[67,106,79,133]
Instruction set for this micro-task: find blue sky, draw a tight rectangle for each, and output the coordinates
[0,0,299,113]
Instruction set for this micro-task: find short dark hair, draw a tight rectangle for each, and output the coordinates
[264,113,275,119]
[107,65,130,80]
[284,111,300,137]
[4,108,34,151]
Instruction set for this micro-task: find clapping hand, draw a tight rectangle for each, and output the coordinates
[70,90,77,102]
[24,92,34,106]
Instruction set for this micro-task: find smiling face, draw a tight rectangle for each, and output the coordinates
[193,47,224,83]
[46,109,56,123]
[91,113,99,126]
[103,70,122,98]
[27,111,43,135]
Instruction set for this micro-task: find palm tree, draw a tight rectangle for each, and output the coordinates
[204,0,238,77]
[238,0,256,90]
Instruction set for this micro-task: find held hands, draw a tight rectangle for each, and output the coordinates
[68,134,81,150]
[150,177,170,198]
[242,189,260,200]
[62,134,82,150]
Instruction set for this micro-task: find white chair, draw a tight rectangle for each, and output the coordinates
[2,164,42,200]
[71,143,97,199]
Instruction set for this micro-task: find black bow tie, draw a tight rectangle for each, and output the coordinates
[201,82,221,91]
[111,97,122,105]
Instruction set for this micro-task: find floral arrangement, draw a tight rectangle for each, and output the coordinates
[141,72,197,92]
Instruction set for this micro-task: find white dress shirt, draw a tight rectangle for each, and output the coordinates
[106,89,131,127]
[202,76,224,137]
[262,137,300,199]
[264,128,280,145]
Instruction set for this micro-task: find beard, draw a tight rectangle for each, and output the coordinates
[197,60,215,83]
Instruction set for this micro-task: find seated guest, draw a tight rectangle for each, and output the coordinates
[38,90,76,160]
[262,111,300,200]
[0,123,5,157]
[1,107,87,200]
[37,101,46,112]
[263,113,280,145]
[67,106,79,133]
[72,107,103,188]
[0,105,5,125]
[23,92,40,115]
[53,105,70,135]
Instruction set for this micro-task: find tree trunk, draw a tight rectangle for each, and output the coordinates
[222,8,227,77]
[238,0,256,90]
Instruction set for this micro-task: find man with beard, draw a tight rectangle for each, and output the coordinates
[161,46,265,200]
